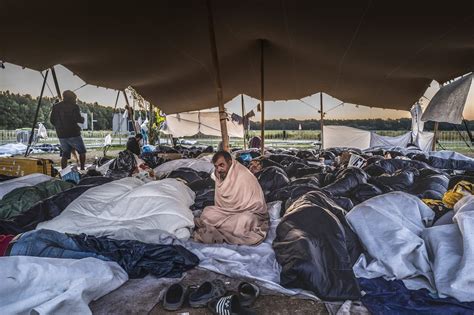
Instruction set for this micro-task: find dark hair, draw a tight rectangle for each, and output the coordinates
[212,151,232,164]
[62,90,77,102]
[126,137,140,155]
[135,133,143,140]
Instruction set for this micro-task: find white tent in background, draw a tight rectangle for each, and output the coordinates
[162,111,244,138]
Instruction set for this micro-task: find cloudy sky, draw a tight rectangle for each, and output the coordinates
[1,62,472,120]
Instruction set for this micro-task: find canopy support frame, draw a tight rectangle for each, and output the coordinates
[320,92,324,149]
[432,121,439,151]
[260,39,265,155]
[241,94,247,149]
[25,69,49,157]
[207,0,229,151]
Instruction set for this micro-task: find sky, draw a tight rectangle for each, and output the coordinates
[1,62,473,120]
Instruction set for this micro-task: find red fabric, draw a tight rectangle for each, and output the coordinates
[0,235,14,256]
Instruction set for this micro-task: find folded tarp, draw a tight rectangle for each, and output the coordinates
[347,192,436,292]
[37,178,195,241]
[0,256,127,315]
[154,158,214,178]
[0,173,51,199]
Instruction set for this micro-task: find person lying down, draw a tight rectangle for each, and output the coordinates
[193,151,269,245]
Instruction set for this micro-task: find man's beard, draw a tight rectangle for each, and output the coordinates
[219,172,227,180]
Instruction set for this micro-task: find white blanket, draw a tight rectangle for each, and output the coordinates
[423,195,474,302]
[0,256,127,315]
[347,192,436,291]
[153,158,214,178]
[37,177,196,241]
[348,192,474,302]
[0,173,51,199]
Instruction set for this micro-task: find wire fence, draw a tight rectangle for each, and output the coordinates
[0,129,472,152]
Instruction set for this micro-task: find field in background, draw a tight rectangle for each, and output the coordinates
[1,129,473,154]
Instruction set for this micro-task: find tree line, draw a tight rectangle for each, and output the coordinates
[1,91,472,131]
[0,91,146,130]
[249,118,474,131]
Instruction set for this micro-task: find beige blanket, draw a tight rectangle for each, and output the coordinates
[194,160,268,245]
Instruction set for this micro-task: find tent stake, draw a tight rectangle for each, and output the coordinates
[241,94,247,149]
[25,69,49,157]
[206,0,229,151]
[432,121,439,151]
[320,92,324,149]
[260,39,265,155]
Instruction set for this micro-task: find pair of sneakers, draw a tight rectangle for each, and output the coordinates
[163,279,259,315]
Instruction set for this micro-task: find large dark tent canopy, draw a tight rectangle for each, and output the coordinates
[1,0,473,113]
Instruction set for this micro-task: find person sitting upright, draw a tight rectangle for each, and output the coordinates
[193,151,269,245]
[126,133,143,156]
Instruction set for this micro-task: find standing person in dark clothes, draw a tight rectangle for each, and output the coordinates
[126,133,143,156]
[50,90,87,170]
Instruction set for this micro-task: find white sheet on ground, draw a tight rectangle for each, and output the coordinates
[0,256,127,315]
[162,201,318,299]
[0,143,28,156]
[423,195,474,302]
[153,158,214,178]
[0,173,51,199]
[346,192,436,291]
[37,177,196,241]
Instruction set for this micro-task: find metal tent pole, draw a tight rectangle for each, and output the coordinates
[241,94,247,149]
[432,121,439,151]
[320,92,324,149]
[206,0,229,151]
[25,70,49,156]
[260,39,265,155]
[51,66,62,100]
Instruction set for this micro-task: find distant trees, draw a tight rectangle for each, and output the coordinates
[1,91,472,131]
[0,91,132,130]
[250,118,474,131]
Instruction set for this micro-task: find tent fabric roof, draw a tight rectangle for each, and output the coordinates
[1,0,473,114]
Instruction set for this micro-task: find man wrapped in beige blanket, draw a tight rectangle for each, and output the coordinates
[193,151,269,245]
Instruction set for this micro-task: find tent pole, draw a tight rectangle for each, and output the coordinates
[260,39,265,155]
[149,102,153,145]
[123,90,138,134]
[241,94,247,149]
[320,92,324,149]
[432,121,439,151]
[25,69,49,157]
[206,0,229,152]
[51,66,62,100]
